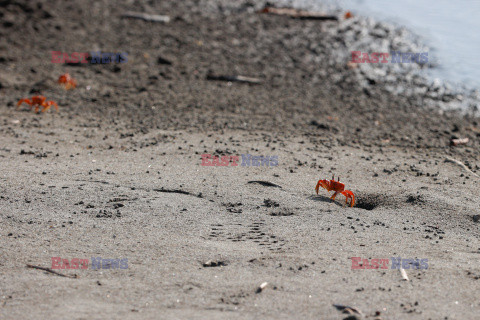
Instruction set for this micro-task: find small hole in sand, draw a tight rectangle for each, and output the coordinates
[355,200,376,210]
[355,194,383,211]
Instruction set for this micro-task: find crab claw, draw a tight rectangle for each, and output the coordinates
[17,98,31,107]
[341,190,355,207]
[315,179,331,194]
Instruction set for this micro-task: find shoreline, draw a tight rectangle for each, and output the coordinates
[271,0,480,114]
[284,0,480,114]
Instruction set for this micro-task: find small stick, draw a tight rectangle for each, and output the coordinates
[121,11,170,23]
[259,7,338,21]
[206,74,262,84]
[332,304,363,315]
[247,180,282,188]
[26,264,78,279]
[445,157,479,178]
[450,137,469,146]
[255,282,268,293]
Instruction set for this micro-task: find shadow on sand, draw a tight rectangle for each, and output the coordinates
[307,195,344,207]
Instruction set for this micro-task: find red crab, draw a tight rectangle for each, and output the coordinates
[315,176,355,207]
[17,95,58,113]
[58,73,76,89]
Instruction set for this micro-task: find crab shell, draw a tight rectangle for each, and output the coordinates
[316,178,355,207]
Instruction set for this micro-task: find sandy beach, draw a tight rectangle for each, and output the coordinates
[1,0,479,319]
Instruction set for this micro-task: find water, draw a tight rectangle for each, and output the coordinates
[290,0,480,90]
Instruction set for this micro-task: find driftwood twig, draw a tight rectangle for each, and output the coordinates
[26,264,78,279]
[259,7,338,21]
[445,157,479,178]
[206,74,262,84]
[450,137,469,147]
[121,11,170,23]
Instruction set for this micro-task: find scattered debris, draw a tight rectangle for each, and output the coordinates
[108,197,132,203]
[153,188,203,198]
[206,74,262,84]
[259,7,339,21]
[445,157,479,178]
[225,202,243,213]
[472,215,480,223]
[20,149,35,155]
[263,199,280,207]
[26,264,78,279]
[153,188,191,195]
[96,209,121,219]
[450,137,469,146]
[406,194,426,205]
[112,203,124,209]
[333,304,363,315]
[75,179,110,185]
[203,260,227,267]
[470,126,480,135]
[466,270,480,280]
[347,61,358,69]
[203,260,227,268]
[269,209,294,216]
[309,120,337,132]
[157,56,173,65]
[247,181,282,188]
[121,11,170,23]
[400,268,409,281]
[255,282,268,293]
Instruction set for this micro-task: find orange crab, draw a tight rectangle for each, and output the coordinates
[315,176,355,207]
[17,95,58,113]
[57,73,76,89]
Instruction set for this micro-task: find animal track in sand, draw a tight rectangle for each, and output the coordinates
[208,220,286,252]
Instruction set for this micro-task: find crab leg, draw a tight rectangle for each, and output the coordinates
[49,101,59,111]
[41,101,58,112]
[341,190,355,207]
